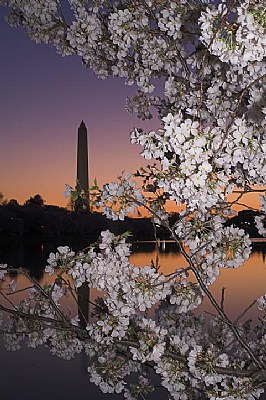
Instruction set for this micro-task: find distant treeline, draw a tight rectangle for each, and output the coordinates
[0,201,169,242]
[0,200,263,243]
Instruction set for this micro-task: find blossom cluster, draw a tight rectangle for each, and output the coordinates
[98,173,145,220]
[130,112,265,213]
[255,196,266,237]
[200,1,266,67]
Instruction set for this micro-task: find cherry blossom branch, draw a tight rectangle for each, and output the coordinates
[121,192,265,369]
[165,223,266,370]
[0,302,88,339]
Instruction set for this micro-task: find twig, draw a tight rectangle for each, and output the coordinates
[21,269,67,322]
[164,266,191,279]
[221,287,226,312]
[234,300,257,325]
[0,303,88,339]
[6,286,34,296]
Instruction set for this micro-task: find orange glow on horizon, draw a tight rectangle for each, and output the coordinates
[2,185,264,216]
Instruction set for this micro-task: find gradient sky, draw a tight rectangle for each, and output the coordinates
[0,7,158,207]
[0,7,263,212]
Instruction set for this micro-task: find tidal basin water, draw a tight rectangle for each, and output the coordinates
[0,240,266,400]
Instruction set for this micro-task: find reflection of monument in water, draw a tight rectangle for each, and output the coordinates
[76,121,90,327]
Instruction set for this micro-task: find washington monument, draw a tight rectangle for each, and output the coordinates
[76,120,90,212]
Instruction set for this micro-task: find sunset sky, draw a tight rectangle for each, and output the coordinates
[0,7,158,207]
[0,8,263,212]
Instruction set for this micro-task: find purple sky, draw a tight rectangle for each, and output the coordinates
[0,7,158,206]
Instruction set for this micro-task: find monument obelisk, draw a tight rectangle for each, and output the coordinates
[76,120,90,212]
[76,120,90,327]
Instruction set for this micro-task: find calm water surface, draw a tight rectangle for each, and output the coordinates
[0,240,266,400]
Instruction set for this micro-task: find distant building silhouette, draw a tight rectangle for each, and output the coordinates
[75,121,90,212]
